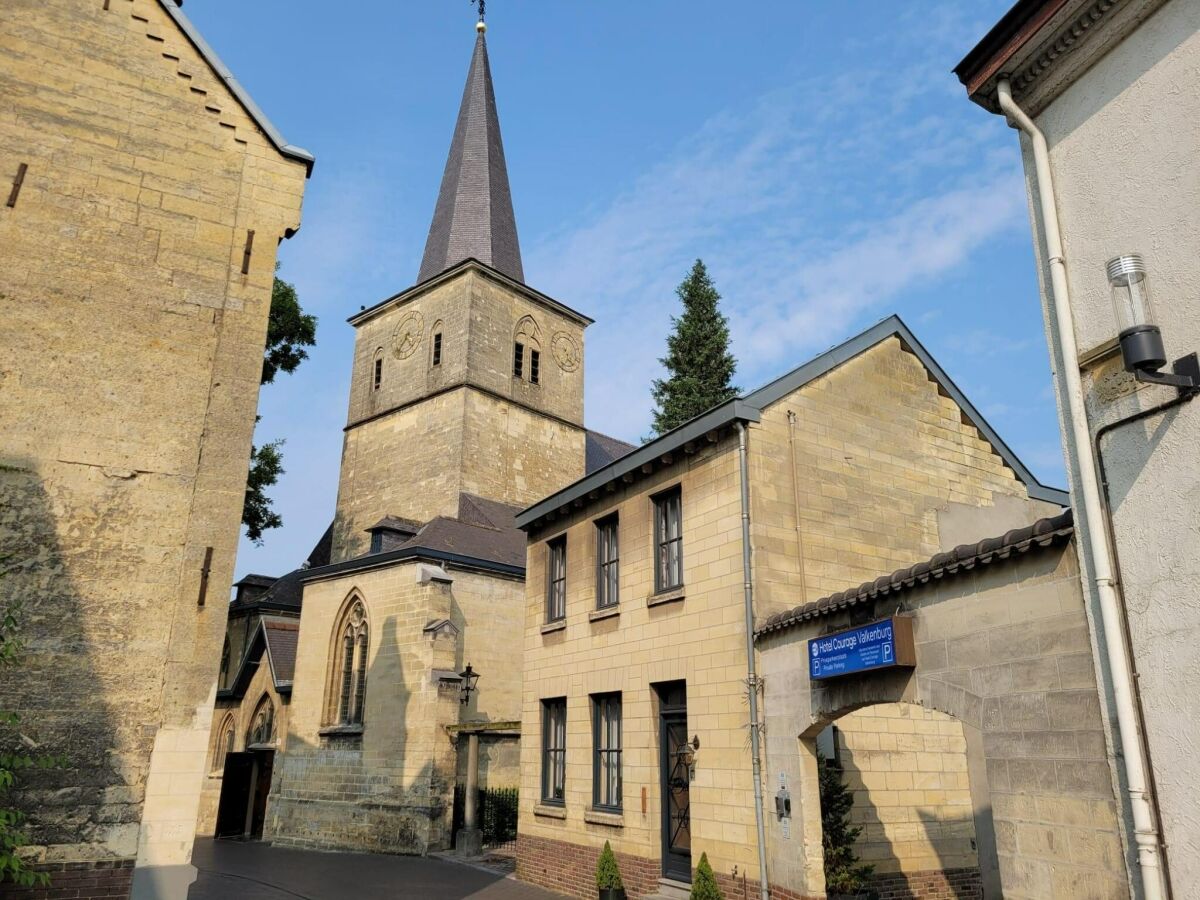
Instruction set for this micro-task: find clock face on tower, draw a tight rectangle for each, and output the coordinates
[392,311,425,360]
[552,331,581,372]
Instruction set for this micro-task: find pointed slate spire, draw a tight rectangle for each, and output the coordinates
[418,24,524,284]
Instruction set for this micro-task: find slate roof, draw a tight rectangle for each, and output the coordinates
[418,30,523,283]
[517,315,1070,530]
[154,0,313,174]
[756,509,1075,637]
[234,574,277,589]
[222,616,299,698]
[586,430,637,474]
[262,619,300,685]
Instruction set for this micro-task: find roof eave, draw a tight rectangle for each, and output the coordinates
[347,258,593,328]
[156,0,315,177]
[301,545,525,583]
[516,399,761,530]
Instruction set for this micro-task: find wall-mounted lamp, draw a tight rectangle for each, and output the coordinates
[459,663,480,705]
[1107,254,1199,395]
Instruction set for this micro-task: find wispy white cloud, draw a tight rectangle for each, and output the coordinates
[527,22,1028,441]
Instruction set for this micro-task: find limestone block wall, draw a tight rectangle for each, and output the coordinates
[332,266,587,561]
[832,706,977,876]
[747,336,1054,620]
[517,433,764,897]
[267,560,525,853]
[0,0,307,887]
[759,542,1129,900]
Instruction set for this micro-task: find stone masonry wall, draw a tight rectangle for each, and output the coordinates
[332,267,586,560]
[834,705,978,876]
[516,336,1057,898]
[759,541,1129,899]
[267,561,525,853]
[0,0,307,890]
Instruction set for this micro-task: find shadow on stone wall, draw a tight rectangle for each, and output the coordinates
[0,460,128,866]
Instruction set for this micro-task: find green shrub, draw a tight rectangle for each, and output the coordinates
[690,852,722,900]
[819,750,874,894]
[596,840,623,890]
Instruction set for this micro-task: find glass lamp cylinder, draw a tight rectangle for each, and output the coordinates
[1107,254,1166,372]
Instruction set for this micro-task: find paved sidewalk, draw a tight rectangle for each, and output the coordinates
[188,838,566,900]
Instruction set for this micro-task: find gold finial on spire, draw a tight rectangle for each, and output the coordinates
[472,0,486,31]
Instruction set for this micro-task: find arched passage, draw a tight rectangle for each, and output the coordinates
[758,524,1130,900]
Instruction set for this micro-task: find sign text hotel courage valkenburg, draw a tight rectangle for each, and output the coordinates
[808,616,916,680]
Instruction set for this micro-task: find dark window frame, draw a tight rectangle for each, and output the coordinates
[653,486,684,592]
[513,341,525,379]
[530,348,541,384]
[432,332,443,366]
[372,356,382,391]
[595,515,619,609]
[592,693,622,812]
[541,697,567,805]
[546,536,566,622]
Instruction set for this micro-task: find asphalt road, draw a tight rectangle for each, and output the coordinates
[188,839,567,900]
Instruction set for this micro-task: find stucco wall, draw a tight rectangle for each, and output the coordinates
[0,0,307,889]
[1017,0,1200,892]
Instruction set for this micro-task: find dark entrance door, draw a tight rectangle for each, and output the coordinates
[248,749,274,838]
[658,683,691,881]
[215,752,254,838]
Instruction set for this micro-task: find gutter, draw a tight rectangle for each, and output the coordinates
[996,78,1167,900]
[735,423,770,900]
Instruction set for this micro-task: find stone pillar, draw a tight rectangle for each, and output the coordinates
[455,731,483,856]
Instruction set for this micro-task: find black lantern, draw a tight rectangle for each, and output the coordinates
[1108,254,1198,395]
[459,663,480,705]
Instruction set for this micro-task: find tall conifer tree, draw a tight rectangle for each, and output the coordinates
[650,260,739,436]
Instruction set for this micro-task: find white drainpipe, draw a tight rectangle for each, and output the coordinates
[995,78,1166,900]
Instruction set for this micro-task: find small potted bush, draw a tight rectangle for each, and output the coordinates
[690,853,723,900]
[596,840,626,900]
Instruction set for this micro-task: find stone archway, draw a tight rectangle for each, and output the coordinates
[799,700,1000,899]
[758,533,1131,900]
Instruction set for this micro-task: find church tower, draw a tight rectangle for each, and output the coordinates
[331,22,590,561]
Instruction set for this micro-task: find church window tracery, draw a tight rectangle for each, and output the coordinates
[328,596,369,727]
[247,695,275,748]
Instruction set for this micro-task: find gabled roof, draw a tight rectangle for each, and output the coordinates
[221,616,299,699]
[757,509,1074,637]
[155,0,314,175]
[516,314,1068,531]
[418,29,523,283]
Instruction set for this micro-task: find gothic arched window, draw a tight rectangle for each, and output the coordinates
[328,596,369,726]
[247,695,275,748]
[213,713,236,772]
[372,347,384,391]
[513,316,542,384]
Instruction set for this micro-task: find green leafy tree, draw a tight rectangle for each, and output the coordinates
[0,583,64,888]
[243,436,284,546]
[689,852,723,900]
[242,268,316,544]
[650,260,739,436]
[596,840,624,890]
[819,750,874,895]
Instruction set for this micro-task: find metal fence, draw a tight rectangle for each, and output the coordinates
[452,785,519,852]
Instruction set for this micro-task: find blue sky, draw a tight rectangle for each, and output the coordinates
[183,1,1067,581]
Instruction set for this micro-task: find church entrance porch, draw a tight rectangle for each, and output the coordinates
[757,512,1133,900]
[214,749,275,841]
